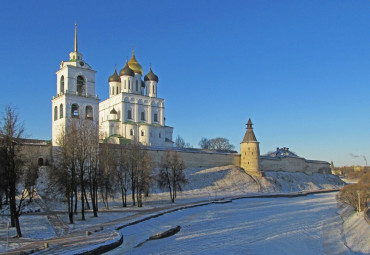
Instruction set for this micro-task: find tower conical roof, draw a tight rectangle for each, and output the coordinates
[242,118,257,142]
[108,67,121,82]
[119,62,135,77]
[144,67,159,82]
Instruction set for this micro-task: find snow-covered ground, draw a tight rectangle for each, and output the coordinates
[107,193,353,255]
[2,165,367,254]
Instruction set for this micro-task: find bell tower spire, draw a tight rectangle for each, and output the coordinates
[74,23,78,52]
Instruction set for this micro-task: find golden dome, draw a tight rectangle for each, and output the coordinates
[128,50,143,75]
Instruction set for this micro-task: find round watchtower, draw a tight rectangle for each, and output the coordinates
[240,119,262,176]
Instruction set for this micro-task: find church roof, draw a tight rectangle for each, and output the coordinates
[128,51,143,75]
[119,62,135,77]
[108,68,120,82]
[144,67,159,82]
[242,118,258,143]
[264,147,299,158]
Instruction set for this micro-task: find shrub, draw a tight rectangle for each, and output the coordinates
[338,183,369,211]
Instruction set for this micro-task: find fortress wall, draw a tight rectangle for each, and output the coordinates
[148,149,239,169]
[21,144,52,166]
[260,157,330,174]
[305,160,331,174]
[27,143,329,175]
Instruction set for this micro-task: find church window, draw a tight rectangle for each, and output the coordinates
[60,104,63,118]
[124,80,126,89]
[141,130,144,136]
[60,76,64,93]
[130,129,133,136]
[86,106,93,120]
[127,110,132,119]
[116,86,118,94]
[72,104,79,118]
[54,106,58,121]
[128,80,131,90]
[153,85,155,94]
[77,76,85,95]
[136,80,138,91]
[154,113,158,122]
[141,112,145,121]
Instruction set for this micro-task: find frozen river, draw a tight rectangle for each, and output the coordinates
[106,193,352,255]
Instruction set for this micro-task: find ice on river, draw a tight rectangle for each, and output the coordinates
[106,193,351,255]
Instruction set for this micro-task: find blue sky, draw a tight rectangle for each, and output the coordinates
[1,0,369,166]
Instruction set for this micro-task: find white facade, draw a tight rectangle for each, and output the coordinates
[51,25,99,146]
[52,26,173,147]
[99,52,174,147]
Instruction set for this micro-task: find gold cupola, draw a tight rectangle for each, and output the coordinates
[128,50,143,75]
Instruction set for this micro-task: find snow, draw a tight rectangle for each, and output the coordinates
[106,193,352,255]
[340,206,370,254]
[1,165,366,254]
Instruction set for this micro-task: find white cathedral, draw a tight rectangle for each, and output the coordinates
[52,25,174,147]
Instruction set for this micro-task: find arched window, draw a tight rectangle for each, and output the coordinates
[86,106,93,120]
[116,86,118,94]
[77,76,85,95]
[130,129,133,136]
[124,80,126,89]
[141,112,145,121]
[141,130,144,136]
[153,85,155,94]
[54,106,58,121]
[60,76,64,93]
[128,80,131,90]
[72,104,79,118]
[127,110,132,119]
[38,158,44,166]
[60,104,63,118]
[154,113,158,122]
[136,80,138,91]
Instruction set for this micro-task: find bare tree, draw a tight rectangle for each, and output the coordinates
[0,105,30,237]
[0,146,7,209]
[198,137,211,149]
[114,145,130,207]
[208,137,234,151]
[99,143,115,210]
[86,126,100,217]
[157,151,188,203]
[52,126,78,224]
[174,135,191,148]
[135,148,152,207]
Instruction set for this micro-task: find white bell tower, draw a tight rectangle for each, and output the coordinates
[51,24,99,146]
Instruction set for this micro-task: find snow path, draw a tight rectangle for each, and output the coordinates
[106,193,351,255]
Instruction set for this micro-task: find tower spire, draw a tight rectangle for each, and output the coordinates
[242,118,257,142]
[74,23,78,52]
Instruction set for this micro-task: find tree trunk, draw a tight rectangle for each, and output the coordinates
[74,188,78,214]
[14,212,22,237]
[9,190,16,227]
[84,189,90,210]
[67,188,73,224]
[131,173,136,206]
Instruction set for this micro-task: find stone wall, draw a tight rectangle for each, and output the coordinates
[22,141,330,175]
[147,149,238,169]
[260,156,330,175]
[21,143,52,166]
